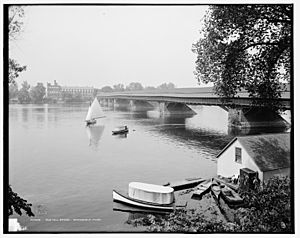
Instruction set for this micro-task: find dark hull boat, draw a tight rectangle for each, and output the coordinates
[192,179,212,198]
[112,126,129,135]
[220,185,243,205]
[211,183,221,201]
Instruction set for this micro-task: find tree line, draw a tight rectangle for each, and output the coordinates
[99,82,176,92]
[9,81,46,103]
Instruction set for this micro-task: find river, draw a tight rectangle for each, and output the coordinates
[8,103,289,232]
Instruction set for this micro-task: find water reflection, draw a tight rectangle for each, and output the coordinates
[86,125,105,148]
[123,111,232,156]
[113,132,128,139]
[22,107,29,122]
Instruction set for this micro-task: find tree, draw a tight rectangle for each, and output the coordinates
[113,83,125,92]
[157,82,176,90]
[144,86,156,90]
[100,86,113,92]
[126,82,144,91]
[9,59,27,85]
[29,83,46,103]
[9,6,27,85]
[192,5,292,109]
[9,82,18,99]
[8,185,34,217]
[18,81,31,103]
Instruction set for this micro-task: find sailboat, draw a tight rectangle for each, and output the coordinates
[85,98,105,126]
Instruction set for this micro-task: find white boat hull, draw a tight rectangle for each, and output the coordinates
[113,190,175,211]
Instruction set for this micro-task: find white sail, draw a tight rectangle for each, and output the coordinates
[85,98,104,121]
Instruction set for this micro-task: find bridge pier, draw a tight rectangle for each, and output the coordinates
[129,100,154,112]
[114,98,130,110]
[227,107,289,129]
[158,102,196,117]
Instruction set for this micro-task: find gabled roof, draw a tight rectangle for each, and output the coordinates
[217,133,290,172]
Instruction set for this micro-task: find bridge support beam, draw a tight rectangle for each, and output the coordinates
[228,107,289,129]
[129,100,154,112]
[158,102,196,117]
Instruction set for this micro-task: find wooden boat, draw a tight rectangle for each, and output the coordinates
[220,184,243,205]
[112,126,129,135]
[113,182,181,211]
[85,98,105,126]
[113,190,175,211]
[211,183,221,201]
[128,182,174,205]
[163,177,205,191]
[192,179,212,197]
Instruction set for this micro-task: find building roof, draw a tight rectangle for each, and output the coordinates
[217,133,290,172]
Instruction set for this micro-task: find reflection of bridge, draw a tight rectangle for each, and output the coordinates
[97,87,291,129]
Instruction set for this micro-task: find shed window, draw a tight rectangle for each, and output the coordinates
[235,147,242,164]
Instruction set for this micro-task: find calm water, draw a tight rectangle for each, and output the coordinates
[8,104,288,232]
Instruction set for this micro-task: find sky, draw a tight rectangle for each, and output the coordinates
[9,5,209,89]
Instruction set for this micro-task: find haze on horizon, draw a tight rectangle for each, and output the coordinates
[9,5,209,89]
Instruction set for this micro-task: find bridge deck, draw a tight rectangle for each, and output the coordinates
[97,87,291,109]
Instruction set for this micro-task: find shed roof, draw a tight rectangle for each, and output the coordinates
[217,133,290,172]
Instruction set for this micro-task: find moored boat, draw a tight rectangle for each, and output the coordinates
[112,126,129,135]
[113,190,175,211]
[220,184,243,205]
[163,177,205,191]
[192,179,212,197]
[211,183,221,201]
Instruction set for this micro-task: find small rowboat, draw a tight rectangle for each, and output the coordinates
[163,177,205,191]
[220,184,243,205]
[113,190,175,211]
[192,179,212,197]
[112,126,129,135]
[211,184,221,201]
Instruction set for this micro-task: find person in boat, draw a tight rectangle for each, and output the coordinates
[125,126,128,130]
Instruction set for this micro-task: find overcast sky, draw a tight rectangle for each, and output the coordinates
[9,5,209,88]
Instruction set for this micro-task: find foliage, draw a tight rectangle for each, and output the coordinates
[9,82,18,99]
[9,6,27,85]
[237,176,291,232]
[9,5,25,41]
[144,86,156,90]
[192,5,292,109]
[8,185,34,217]
[61,91,85,102]
[113,84,125,92]
[129,209,236,232]
[157,82,176,90]
[9,59,27,85]
[100,86,113,92]
[129,176,291,233]
[126,82,144,91]
[17,81,31,103]
[29,83,46,103]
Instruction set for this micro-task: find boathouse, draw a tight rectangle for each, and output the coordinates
[216,133,290,183]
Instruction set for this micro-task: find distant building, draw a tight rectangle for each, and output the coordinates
[46,80,95,100]
[217,133,290,183]
[46,80,61,99]
[61,86,95,99]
